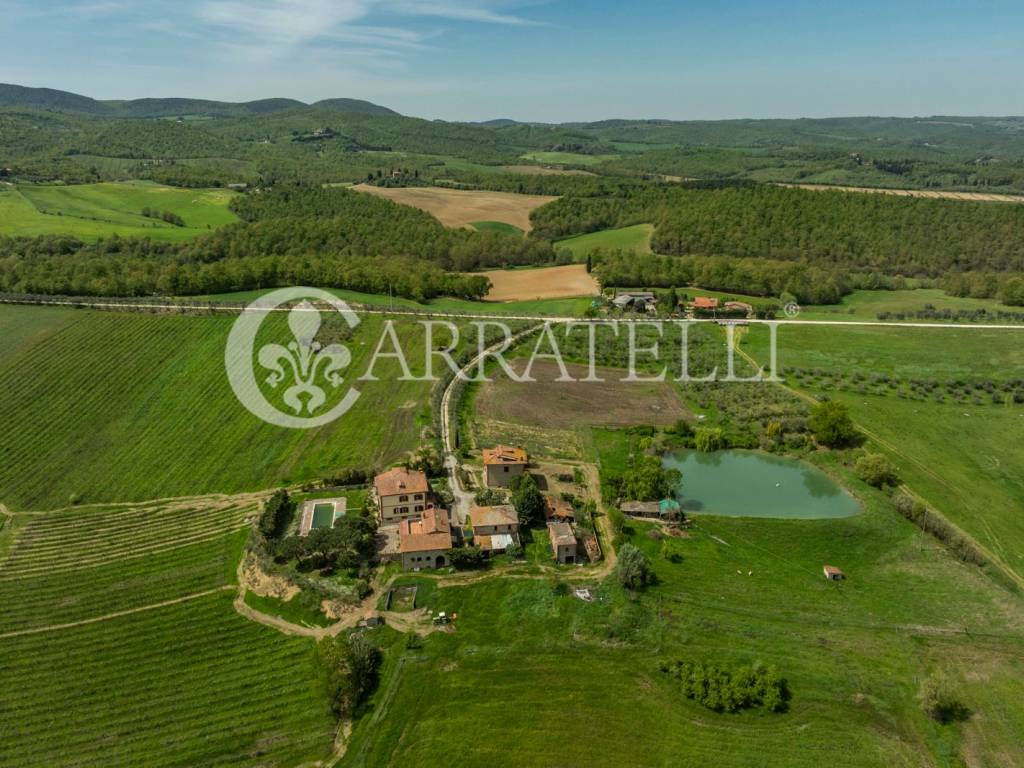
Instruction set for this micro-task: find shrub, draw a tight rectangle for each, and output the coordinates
[258,489,295,540]
[855,453,899,488]
[448,546,487,570]
[616,544,653,591]
[919,670,968,723]
[315,632,382,718]
[663,659,788,713]
[694,427,724,452]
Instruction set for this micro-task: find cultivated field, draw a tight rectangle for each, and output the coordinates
[352,184,556,231]
[0,181,239,241]
[0,493,334,767]
[0,306,446,509]
[471,360,686,458]
[477,264,599,301]
[777,182,1024,203]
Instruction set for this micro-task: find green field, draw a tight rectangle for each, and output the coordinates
[519,151,620,166]
[470,220,524,236]
[0,181,238,241]
[0,305,443,509]
[556,223,654,260]
[742,323,1024,584]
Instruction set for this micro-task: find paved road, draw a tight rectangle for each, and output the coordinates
[4,296,1024,330]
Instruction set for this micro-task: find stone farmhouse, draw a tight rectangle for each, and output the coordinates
[483,445,527,488]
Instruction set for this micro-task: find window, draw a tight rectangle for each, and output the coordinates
[414,493,423,500]
[398,506,408,514]
[399,495,408,502]
[503,466,509,473]
[415,505,424,512]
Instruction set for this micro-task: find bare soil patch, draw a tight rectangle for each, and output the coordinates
[777,183,1024,204]
[476,360,689,431]
[353,184,556,231]
[479,264,599,301]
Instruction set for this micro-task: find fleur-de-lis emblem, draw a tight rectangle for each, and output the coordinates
[257,300,351,415]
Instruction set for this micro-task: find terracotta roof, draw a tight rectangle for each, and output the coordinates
[544,495,575,521]
[823,565,845,577]
[482,445,527,466]
[399,507,452,554]
[470,504,518,529]
[691,296,719,309]
[547,521,576,548]
[374,467,429,498]
[724,301,753,310]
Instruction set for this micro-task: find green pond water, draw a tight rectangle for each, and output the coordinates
[661,450,860,519]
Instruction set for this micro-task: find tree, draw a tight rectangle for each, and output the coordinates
[510,474,545,526]
[855,453,899,487]
[474,487,507,506]
[694,427,723,452]
[616,543,653,590]
[258,489,294,540]
[808,401,858,448]
[315,632,382,717]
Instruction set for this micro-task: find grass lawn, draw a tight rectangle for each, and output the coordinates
[797,289,1024,322]
[556,223,654,260]
[243,591,333,628]
[0,181,239,241]
[0,306,445,509]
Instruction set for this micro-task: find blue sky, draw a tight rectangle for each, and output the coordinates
[2,0,1022,121]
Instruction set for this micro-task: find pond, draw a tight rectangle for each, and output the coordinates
[661,450,860,519]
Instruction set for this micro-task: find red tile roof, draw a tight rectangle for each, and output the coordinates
[374,467,429,498]
[691,296,719,309]
[470,504,518,529]
[544,495,575,522]
[482,445,527,466]
[399,507,452,554]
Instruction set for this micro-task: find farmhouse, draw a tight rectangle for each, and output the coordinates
[483,445,528,488]
[611,291,657,313]
[374,467,430,522]
[544,495,575,523]
[690,296,719,311]
[548,521,578,564]
[399,506,453,570]
[470,504,520,554]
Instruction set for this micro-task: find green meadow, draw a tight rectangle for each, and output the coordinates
[556,223,654,259]
[519,150,620,166]
[796,288,1024,322]
[0,181,238,241]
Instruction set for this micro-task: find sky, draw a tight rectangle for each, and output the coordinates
[2,0,1022,121]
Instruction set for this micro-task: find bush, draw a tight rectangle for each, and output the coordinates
[510,474,545,526]
[919,670,968,723]
[855,453,899,488]
[694,427,724,452]
[448,546,487,570]
[616,544,653,591]
[663,659,788,713]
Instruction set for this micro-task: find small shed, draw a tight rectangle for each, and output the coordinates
[823,565,845,581]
